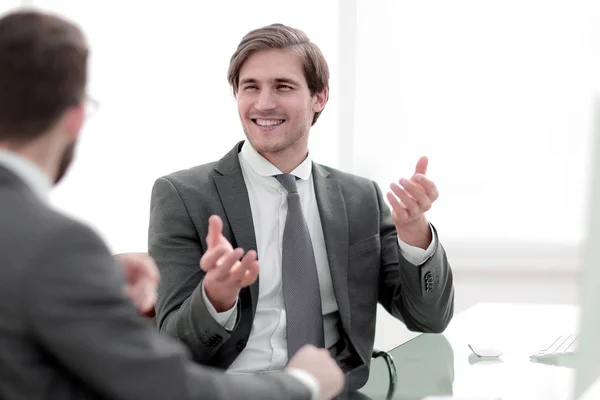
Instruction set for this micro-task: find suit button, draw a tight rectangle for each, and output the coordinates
[236,339,247,352]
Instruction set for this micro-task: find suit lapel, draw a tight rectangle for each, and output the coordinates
[213,142,259,315]
[313,163,351,332]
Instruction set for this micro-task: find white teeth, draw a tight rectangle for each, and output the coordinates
[255,119,284,127]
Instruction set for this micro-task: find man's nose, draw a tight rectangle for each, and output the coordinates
[255,89,276,111]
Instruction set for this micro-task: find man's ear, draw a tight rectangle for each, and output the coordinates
[62,103,85,141]
[312,88,328,113]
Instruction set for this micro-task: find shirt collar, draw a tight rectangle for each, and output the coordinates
[0,150,52,203]
[240,140,312,180]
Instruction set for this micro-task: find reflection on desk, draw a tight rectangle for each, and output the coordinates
[529,354,579,369]
[350,303,581,400]
[355,334,454,400]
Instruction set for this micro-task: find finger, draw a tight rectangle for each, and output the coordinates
[135,288,155,314]
[126,285,137,303]
[229,250,257,282]
[211,248,245,282]
[400,178,432,211]
[117,253,145,280]
[200,243,232,272]
[141,284,157,312]
[386,191,409,222]
[240,260,260,287]
[415,156,428,176]
[412,174,439,201]
[126,283,146,309]
[132,256,159,282]
[390,182,420,217]
[207,215,223,248]
[143,255,160,281]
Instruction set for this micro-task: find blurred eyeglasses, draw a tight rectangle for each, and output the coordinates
[68,95,99,119]
[84,96,99,119]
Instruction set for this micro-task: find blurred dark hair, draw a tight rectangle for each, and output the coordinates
[0,10,88,142]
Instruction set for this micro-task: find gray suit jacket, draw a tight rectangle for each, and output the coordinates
[0,165,311,400]
[149,141,454,391]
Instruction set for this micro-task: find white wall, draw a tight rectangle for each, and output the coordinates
[3,1,599,273]
[354,0,600,272]
[0,0,17,8]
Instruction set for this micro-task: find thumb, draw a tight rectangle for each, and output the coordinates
[207,215,223,248]
[415,156,428,176]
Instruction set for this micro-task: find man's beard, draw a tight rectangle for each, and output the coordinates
[54,141,76,185]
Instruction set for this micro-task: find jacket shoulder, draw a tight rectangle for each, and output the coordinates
[159,162,218,186]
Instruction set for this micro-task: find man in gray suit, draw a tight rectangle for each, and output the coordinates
[150,23,454,392]
[0,11,344,400]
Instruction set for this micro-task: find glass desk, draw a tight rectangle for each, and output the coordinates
[352,303,581,400]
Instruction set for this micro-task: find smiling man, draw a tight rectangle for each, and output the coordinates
[149,23,455,392]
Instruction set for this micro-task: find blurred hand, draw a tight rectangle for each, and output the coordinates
[115,252,159,317]
[386,156,439,249]
[286,345,344,400]
[201,215,259,312]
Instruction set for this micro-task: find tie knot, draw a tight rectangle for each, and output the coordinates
[275,173,299,194]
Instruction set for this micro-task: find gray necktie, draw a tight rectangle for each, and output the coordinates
[275,173,325,359]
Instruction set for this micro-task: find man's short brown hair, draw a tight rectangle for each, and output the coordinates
[227,24,329,126]
[0,10,88,142]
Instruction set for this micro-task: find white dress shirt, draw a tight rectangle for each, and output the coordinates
[0,150,51,202]
[202,141,437,374]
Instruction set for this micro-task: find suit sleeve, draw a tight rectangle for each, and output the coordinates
[374,181,455,333]
[148,177,238,362]
[24,221,311,400]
